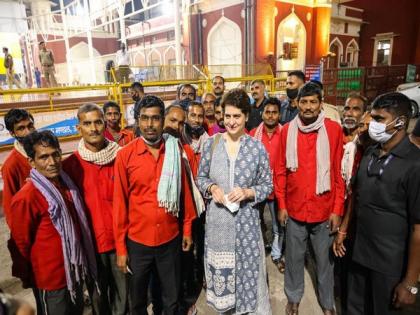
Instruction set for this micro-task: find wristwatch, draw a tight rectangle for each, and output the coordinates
[406,284,419,295]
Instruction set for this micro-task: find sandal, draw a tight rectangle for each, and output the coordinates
[286,302,299,315]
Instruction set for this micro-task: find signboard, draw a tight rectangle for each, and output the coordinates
[0,109,78,146]
[305,64,321,82]
[406,64,416,83]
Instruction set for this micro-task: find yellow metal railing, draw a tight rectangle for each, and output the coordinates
[0,63,284,150]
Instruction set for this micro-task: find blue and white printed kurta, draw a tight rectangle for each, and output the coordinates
[196,134,273,314]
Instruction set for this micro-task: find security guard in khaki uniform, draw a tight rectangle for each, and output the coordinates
[38,41,58,88]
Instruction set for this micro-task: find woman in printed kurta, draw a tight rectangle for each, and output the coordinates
[196,89,273,314]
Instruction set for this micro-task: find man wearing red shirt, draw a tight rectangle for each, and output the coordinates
[202,92,217,135]
[250,97,283,268]
[113,95,196,315]
[275,83,345,315]
[103,101,134,146]
[2,109,35,227]
[63,103,127,315]
[10,130,97,315]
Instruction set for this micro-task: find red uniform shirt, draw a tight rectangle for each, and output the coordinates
[10,180,81,290]
[250,125,282,200]
[63,152,115,253]
[274,119,345,223]
[105,128,134,147]
[1,148,31,227]
[113,138,197,256]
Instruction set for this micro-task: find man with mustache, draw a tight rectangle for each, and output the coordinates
[212,97,226,134]
[275,82,345,315]
[114,95,196,315]
[178,84,197,102]
[280,70,305,125]
[201,92,217,135]
[342,93,368,144]
[63,103,128,315]
[103,101,134,146]
[212,75,225,97]
[247,79,269,130]
[10,130,98,315]
[184,101,209,159]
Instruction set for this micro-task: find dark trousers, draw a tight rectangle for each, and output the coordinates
[179,215,205,314]
[34,285,84,315]
[347,261,401,315]
[127,236,181,315]
[89,251,128,315]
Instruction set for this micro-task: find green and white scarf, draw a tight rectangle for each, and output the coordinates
[157,134,181,216]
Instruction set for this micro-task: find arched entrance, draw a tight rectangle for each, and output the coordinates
[329,37,343,68]
[346,39,359,67]
[207,17,242,78]
[276,12,306,72]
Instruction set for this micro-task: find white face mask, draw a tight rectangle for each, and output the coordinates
[368,117,402,143]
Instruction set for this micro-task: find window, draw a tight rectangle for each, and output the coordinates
[376,40,391,66]
[344,23,348,34]
[167,31,175,41]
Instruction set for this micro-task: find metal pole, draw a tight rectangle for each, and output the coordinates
[174,0,182,73]
[59,0,73,84]
[83,0,96,83]
[118,1,126,45]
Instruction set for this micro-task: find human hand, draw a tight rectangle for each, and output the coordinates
[333,232,347,257]
[116,255,128,274]
[327,213,342,233]
[278,209,288,226]
[210,185,225,204]
[227,187,252,203]
[393,282,417,308]
[182,236,193,252]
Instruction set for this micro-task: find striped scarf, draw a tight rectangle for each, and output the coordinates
[30,169,98,302]
[253,122,281,142]
[78,138,120,165]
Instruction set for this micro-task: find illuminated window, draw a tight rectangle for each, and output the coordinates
[376,40,391,65]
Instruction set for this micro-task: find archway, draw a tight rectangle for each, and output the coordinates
[276,12,306,72]
[207,16,242,78]
[346,39,359,67]
[69,41,101,83]
[329,37,343,68]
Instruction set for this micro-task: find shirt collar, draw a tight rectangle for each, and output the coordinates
[136,137,165,155]
[372,136,412,158]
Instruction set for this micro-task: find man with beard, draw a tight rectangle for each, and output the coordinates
[114,95,196,315]
[130,81,144,103]
[280,71,305,125]
[212,97,226,134]
[63,104,128,315]
[247,79,269,130]
[103,101,134,146]
[250,97,284,270]
[201,92,217,135]
[212,76,225,97]
[185,101,209,159]
[342,93,368,144]
[178,84,197,102]
[275,82,344,315]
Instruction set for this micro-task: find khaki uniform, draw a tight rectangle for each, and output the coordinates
[3,53,21,89]
[39,49,58,87]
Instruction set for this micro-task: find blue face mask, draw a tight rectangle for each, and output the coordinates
[368,117,403,143]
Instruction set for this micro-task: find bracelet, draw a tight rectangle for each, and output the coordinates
[207,184,216,194]
[337,228,347,235]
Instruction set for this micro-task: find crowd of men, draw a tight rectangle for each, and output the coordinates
[1,71,419,315]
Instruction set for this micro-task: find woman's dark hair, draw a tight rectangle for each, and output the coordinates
[23,130,60,159]
[220,89,251,115]
[4,109,34,132]
[133,95,165,120]
[371,92,412,120]
[297,82,322,102]
[103,101,120,114]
